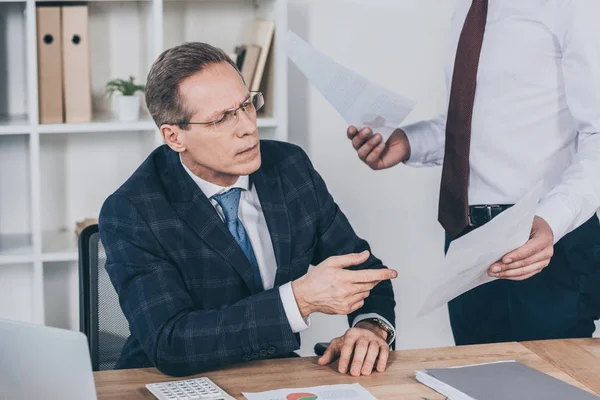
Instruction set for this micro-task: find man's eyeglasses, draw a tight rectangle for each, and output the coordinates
[182,91,264,131]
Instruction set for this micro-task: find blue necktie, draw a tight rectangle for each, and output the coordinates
[212,188,263,290]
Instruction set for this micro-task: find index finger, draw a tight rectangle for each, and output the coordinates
[343,268,398,283]
[347,125,359,139]
[326,251,370,269]
[502,236,547,264]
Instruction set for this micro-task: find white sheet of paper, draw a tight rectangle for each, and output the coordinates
[418,182,544,317]
[242,383,377,400]
[285,30,415,140]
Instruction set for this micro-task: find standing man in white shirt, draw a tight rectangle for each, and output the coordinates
[347,0,600,345]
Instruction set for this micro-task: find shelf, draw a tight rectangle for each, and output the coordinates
[43,260,79,331]
[0,234,34,264]
[88,1,153,121]
[0,0,287,333]
[35,116,274,133]
[164,0,255,51]
[38,114,157,134]
[0,263,35,323]
[36,0,146,2]
[0,135,33,264]
[0,115,30,134]
[39,132,156,260]
[0,2,28,124]
[42,230,78,262]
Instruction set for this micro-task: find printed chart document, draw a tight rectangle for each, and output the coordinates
[418,182,543,317]
[416,360,600,400]
[243,383,377,400]
[285,30,415,140]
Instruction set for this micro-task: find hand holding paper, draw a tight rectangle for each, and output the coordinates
[489,215,554,280]
[418,182,544,317]
[346,125,411,170]
[285,30,415,141]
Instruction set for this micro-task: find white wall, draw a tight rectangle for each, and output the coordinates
[289,0,458,355]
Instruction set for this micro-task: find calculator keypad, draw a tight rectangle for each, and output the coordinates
[146,377,234,400]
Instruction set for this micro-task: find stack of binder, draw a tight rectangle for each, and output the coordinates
[36,4,92,124]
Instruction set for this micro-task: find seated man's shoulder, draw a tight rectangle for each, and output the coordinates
[101,145,170,212]
[259,140,309,170]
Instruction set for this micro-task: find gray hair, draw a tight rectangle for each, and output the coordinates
[145,42,241,129]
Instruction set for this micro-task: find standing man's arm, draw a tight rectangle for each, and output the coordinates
[346,113,447,170]
[492,0,600,280]
[401,113,447,167]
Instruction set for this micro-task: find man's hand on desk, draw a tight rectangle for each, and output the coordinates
[291,250,398,317]
[488,216,555,281]
[317,322,390,377]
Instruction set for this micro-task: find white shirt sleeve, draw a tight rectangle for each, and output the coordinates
[535,0,600,243]
[279,282,311,333]
[401,113,447,167]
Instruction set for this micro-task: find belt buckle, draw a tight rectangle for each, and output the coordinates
[468,205,493,227]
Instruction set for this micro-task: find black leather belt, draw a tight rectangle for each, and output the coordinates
[468,204,514,227]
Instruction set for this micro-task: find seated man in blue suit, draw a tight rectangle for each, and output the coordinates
[99,42,397,378]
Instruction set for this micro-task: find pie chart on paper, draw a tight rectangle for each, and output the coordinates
[286,393,318,400]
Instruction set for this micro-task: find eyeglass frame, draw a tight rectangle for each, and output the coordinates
[179,91,264,129]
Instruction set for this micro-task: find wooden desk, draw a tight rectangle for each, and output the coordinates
[94,338,600,399]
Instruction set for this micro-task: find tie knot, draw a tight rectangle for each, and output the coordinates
[212,188,242,223]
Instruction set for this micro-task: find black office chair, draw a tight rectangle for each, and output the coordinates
[78,224,130,371]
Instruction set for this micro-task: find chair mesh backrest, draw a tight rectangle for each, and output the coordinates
[87,231,130,371]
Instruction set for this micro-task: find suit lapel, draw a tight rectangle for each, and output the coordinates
[164,150,262,295]
[251,166,292,287]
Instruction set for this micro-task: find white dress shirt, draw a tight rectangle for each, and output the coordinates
[180,157,395,342]
[403,0,600,243]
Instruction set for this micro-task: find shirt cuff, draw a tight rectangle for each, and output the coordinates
[352,313,396,345]
[402,120,445,167]
[279,282,311,333]
[535,193,576,244]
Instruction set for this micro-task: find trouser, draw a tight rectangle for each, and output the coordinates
[445,214,600,345]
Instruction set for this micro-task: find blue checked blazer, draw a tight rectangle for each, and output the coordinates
[99,141,396,377]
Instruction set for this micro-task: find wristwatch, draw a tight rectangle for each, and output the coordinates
[363,317,395,346]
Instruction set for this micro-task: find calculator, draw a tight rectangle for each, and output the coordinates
[146,377,236,400]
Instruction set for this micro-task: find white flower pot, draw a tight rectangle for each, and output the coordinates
[116,95,140,121]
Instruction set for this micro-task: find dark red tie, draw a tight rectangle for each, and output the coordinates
[438,0,489,238]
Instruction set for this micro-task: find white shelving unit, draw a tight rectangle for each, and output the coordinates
[0,0,288,330]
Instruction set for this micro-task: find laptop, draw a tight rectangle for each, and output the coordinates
[0,318,98,400]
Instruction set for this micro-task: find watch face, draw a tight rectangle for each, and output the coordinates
[376,319,389,331]
[374,319,393,343]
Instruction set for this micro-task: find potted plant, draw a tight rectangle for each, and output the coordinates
[105,75,145,121]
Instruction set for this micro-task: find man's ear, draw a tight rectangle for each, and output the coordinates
[161,124,186,153]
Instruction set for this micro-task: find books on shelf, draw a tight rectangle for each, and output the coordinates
[235,44,262,87]
[232,20,275,94]
[36,4,92,125]
[248,20,275,92]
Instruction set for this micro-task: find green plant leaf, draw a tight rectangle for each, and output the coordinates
[105,76,145,97]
